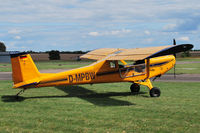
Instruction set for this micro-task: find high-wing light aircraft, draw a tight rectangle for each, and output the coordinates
[10,42,193,97]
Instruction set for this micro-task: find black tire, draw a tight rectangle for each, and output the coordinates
[150,87,161,97]
[130,83,140,93]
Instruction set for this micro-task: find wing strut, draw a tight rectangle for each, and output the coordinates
[145,59,150,79]
[120,60,127,65]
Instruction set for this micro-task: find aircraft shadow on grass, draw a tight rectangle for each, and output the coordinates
[1,85,147,106]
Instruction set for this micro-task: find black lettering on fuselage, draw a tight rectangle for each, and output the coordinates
[85,72,89,80]
[90,72,95,79]
[68,72,95,83]
[75,73,82,81]
[68,75,73,83]
[81,73,85,80]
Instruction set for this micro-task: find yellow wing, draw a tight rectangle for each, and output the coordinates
[81,45,171,60]
[80,48,125,60]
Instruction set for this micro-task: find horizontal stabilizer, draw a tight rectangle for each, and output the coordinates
[13,79,40,88]
[10,52,28,58]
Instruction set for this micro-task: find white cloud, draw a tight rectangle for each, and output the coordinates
[1,0,200,51]
[88,29,131,36]
[0,0,199,27]
[14,36,21,40]
[122,29,131,33]
[177,36,190,41]
[88,32,99,36]
[163,24,177,31]
[144,38,154,44]
[144,30,151,35]
[8,29,21,34]
[110,30,120,35]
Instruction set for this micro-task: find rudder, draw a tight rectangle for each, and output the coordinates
[10,52,40,88]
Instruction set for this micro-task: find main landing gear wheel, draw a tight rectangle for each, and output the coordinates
[150,87,161,97]
[130,83,140,93]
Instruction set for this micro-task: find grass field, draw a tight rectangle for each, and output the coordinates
[0,81,200,132]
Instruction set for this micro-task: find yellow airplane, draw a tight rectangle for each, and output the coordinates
[10,43,193,97]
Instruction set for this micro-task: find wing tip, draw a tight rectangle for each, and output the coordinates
[146,44,194,59]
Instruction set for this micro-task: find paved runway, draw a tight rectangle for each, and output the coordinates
[1,70,200,82]
[156,74,200,82]
[0,72,12,80]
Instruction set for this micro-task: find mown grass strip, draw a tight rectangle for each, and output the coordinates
[0,81,200,132]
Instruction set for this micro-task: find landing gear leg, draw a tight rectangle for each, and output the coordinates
[16,89,26,97]
[135,79,161,97]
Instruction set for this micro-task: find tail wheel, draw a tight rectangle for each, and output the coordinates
[130,83,140,93]
[150,87,161,97]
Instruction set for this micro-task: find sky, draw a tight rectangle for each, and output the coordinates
[0,0,200,51]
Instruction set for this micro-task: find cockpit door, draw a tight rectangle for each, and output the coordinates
[119,62,146,78]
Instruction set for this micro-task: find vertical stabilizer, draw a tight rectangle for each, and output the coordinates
[10,52,40,87]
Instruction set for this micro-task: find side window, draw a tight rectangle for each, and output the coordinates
[110,61,117,68]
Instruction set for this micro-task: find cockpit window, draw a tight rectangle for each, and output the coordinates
[110,61,117,68]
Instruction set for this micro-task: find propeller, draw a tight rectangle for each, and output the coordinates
[150,39,193,81]
[152,39,177,81]
[173,39,176,78]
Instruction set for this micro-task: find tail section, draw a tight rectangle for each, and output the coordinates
[10,52,41,88]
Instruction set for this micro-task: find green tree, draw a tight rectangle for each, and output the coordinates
[0,42,6,52]
[48,50,60,60]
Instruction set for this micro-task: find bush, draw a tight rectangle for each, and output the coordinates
[48,50,60,60]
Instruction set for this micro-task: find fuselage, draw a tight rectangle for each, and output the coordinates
[36,55,175,88]
[10,44,193,98]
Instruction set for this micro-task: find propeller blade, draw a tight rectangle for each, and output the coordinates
[173,39,177,58]
[173,38,176,45]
